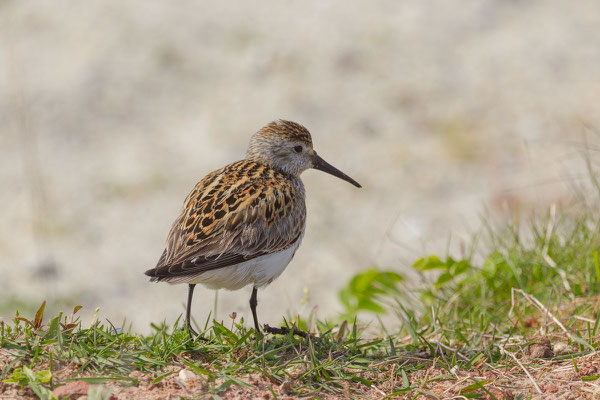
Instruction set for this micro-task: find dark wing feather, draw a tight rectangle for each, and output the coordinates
[145,160,305,281]
[146,252,267,279]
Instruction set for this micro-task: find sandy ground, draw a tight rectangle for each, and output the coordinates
[1,1,600,333]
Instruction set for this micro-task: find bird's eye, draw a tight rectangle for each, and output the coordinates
[294,145,303,153]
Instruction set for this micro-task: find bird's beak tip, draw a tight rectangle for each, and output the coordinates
[312,152,361,188]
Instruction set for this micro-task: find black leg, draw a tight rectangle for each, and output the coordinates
[249,287,261,333]
[247,286,308,338]
[186,284,199,337]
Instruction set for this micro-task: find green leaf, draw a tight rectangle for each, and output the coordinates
[435,272,454,287]
[222,375,253,388]
[3,368,27,386]
[460,379,491,392]
[451,260,472,275]
[338,268,405,317]
[23,367,56,400]
[413,256,447,271]
[36,370,52,384]
[583,376,599,381]
[34,301,46,330]
[348,375,372,386]
[151,371,177,384]
[183,360,213,378]
[87,385,112,400]
[356,299,386,313]
[401,368,409,388]
[45,316,61,339]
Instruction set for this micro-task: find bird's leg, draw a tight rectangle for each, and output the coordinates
[248,287,308,338]
[249,287,261,334]
[186,284,199,337]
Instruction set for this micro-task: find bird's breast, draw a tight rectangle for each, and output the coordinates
[188,230,304,290]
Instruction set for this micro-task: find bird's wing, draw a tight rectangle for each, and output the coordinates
[146,160,305,280]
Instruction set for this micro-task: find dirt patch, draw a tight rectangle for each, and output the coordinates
[2,352,600,399]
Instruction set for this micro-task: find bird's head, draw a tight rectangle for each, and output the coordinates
[247,120,361,188]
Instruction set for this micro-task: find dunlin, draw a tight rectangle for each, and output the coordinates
[145,120,361,336]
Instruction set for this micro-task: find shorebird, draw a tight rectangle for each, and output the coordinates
[145,120,361,336]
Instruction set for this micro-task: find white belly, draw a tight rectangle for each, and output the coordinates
[185,238,302,290]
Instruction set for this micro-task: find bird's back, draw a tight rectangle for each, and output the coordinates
[145,159,306,284]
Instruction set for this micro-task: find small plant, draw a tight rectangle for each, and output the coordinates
[14,300,47,331]
[4,366,55,400]
[412,204,600,319]
[412,254,473,303]
[338,268,404,320]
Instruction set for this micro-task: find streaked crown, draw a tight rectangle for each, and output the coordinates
[262,120,313,143]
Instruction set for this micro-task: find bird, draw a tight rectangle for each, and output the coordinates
[145,120,361,337]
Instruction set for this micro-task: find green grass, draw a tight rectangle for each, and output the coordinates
[1,304,411,398]
[4,185,600,398]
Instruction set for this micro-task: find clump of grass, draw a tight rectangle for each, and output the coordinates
[329,179,600,397]
[404,197,600,347]
[414,202,600,315]
[1,302,410,398]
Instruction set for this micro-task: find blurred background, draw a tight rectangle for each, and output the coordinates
[1,1,600,333]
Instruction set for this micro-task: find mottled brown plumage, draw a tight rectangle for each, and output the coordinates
[145,120,361,337]
[149,159,306,282]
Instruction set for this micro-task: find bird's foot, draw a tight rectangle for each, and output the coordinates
[185,323,209,342]
[263,324,310,338]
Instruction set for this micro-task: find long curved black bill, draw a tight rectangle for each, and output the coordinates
[313,152,361,188]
